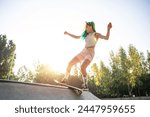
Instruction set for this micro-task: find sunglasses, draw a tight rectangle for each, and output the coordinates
[86,22,93,26]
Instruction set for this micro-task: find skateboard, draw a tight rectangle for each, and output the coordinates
[54,80,83,95]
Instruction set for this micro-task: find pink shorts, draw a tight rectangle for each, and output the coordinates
[76,48,95,62]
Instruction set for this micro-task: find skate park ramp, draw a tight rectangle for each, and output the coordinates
[0,80,99,100]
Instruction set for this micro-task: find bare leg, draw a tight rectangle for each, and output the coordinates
[81,59,91,77]
[62,56,80,82]
[81,59,91,88]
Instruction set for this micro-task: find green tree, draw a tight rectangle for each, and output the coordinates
[98,61,112,97]
[90,61,111,97]
[16,65,34,82]
[0,35,16,79]
[91,63,100,86]
[89,45,149,98]
[109,48,129,97]
[127,44,145,96]
[147,50,150,73]
[34,63,63,84]
[109,45,147,96]
[137,50,150,96]
[35,64,54,83]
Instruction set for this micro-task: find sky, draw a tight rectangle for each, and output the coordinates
[0,0,150,73]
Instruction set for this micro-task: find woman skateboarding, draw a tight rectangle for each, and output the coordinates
[62,21,112,89]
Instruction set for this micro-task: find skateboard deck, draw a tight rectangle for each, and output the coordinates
[54,80,83,95]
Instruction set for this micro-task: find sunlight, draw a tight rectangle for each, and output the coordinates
[26,14,85,73]
[5,0,149,74]
[40,35,83,73]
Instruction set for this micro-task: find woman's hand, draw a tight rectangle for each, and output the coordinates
[108,22,112,30]
[64,31,68,35]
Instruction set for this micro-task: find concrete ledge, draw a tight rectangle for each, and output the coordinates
[0,79,99,100]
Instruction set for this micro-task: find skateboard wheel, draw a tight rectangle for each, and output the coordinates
[75,90,82,95]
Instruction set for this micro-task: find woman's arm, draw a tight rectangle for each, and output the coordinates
[95,22,112,40]
[64,31,81,39]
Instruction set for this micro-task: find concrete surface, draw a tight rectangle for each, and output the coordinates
[0,80,99,100]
